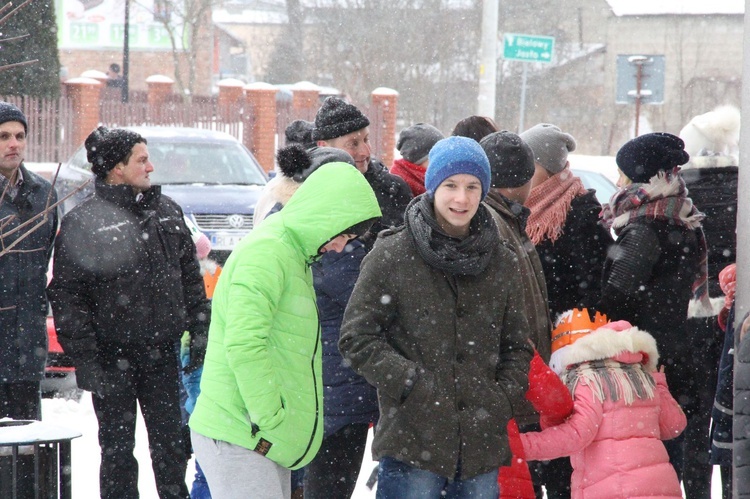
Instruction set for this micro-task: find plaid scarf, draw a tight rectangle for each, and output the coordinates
[524,167,587,246]
[601,170,712,314]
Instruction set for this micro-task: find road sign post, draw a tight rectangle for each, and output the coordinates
[502,33,555,133]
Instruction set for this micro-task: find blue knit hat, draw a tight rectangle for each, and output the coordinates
[425,136,491,199]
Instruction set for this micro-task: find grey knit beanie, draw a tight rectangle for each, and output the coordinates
[397,123,444,165]
[520,123,576,174]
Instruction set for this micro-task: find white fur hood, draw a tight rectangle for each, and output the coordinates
[550,324,659,375]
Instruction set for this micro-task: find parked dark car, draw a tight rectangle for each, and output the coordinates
[55,126,268,264]
[45,127,268,396]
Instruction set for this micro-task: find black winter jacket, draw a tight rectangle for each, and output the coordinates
[597,218,702,371]
[681,165,737,297]
[0,165,57,382]
[535,190,613,320]
[362,159,412,248]
[48,181,209,365]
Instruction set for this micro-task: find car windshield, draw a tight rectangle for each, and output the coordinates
[573,169,617,205]
[68,139,267,186]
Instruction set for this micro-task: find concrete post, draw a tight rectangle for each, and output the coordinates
[63,77,103,147]
[371,88,399,168]
[244,83,278,173]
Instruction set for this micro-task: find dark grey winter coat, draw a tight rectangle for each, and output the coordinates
[734,320,750,496]
[339,223,532,480]
[0,165,57,383]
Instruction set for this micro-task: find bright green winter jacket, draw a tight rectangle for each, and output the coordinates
[189,162,381,470]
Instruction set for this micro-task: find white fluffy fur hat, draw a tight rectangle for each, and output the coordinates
[679,105,740,168]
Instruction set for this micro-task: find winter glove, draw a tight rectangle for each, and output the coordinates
[180,332,203,414]
[183,331,207,374]
[75,359,108,398]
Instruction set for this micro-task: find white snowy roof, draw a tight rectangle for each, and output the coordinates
[606,0,743,16]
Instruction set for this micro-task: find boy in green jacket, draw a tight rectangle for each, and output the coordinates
[189,162,381,499]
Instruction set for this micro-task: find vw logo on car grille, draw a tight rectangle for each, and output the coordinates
[227,214,245,229]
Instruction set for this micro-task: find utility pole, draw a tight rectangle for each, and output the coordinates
[122,0,130,103]
[734,1,750,495]
[477,0,498,119]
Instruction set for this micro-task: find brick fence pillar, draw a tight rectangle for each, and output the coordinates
[217,78,245,122]
[146,75,175,125]
[64,77,103,147]
[371,88,399,168]
[244,83,278,173]
[291,81,321,122]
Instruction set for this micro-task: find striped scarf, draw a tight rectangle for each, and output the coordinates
[601,170,712,314]
[563,359,656,405]
[524,167,587,246]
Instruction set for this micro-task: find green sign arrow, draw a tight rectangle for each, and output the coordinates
[503,33,555,63]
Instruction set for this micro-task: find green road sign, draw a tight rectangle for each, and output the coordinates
[503,33,555,63]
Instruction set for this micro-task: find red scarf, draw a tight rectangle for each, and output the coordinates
[390,158,426,196]
[524,168,586,246]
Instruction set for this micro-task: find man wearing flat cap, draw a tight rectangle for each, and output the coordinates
[49,126,210,499]
[313,96,412,249]
[0,102,58,422]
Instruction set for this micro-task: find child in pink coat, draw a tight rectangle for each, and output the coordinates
[520,309,687,499]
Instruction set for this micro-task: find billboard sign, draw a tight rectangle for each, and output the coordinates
[55,0,185,50]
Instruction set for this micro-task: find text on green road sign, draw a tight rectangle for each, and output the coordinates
[503,33,555,63]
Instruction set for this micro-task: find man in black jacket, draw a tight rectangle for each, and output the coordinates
[0,102,57,421]
[48,126,210,499]
[313,96,412,249]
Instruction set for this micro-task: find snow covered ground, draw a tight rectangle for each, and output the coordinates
[41,392,377,498]
[42,393,722,498]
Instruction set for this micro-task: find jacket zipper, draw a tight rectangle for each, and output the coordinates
[290,294,322,468]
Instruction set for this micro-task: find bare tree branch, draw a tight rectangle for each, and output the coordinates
[0,0,33,26]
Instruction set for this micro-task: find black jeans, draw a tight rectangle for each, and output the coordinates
[92,341,189,499]
[303,423,370,498]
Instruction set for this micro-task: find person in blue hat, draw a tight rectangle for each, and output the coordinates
[340,135,533,498]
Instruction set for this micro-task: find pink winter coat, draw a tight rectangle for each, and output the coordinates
[520,321,687,499]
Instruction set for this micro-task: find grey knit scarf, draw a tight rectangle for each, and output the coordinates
[404,194,498,276]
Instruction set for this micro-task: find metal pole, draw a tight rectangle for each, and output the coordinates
[477,0,498,118]
[634,62,642,136]
[518,63,528,134]
[122,0,130,103]
[733,2,750,495]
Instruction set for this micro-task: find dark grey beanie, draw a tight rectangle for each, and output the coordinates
[397,123,444,165]
[312,97,370,141]
[276,144,355,183]
[85,126,146,178]
[285,120,315,149]
[480,131,535,188]
[520,123,576,174]
[0,102,27,133]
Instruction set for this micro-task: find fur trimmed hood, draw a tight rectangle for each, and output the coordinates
[550,322,659,375]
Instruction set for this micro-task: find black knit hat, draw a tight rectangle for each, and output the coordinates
[285,120,316,149]
[312,97,370,141]
[276,144,355,183]
[85,126,146,178]
[480,131,535,188]
[0,102,27,133]
[616,132,690,183]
